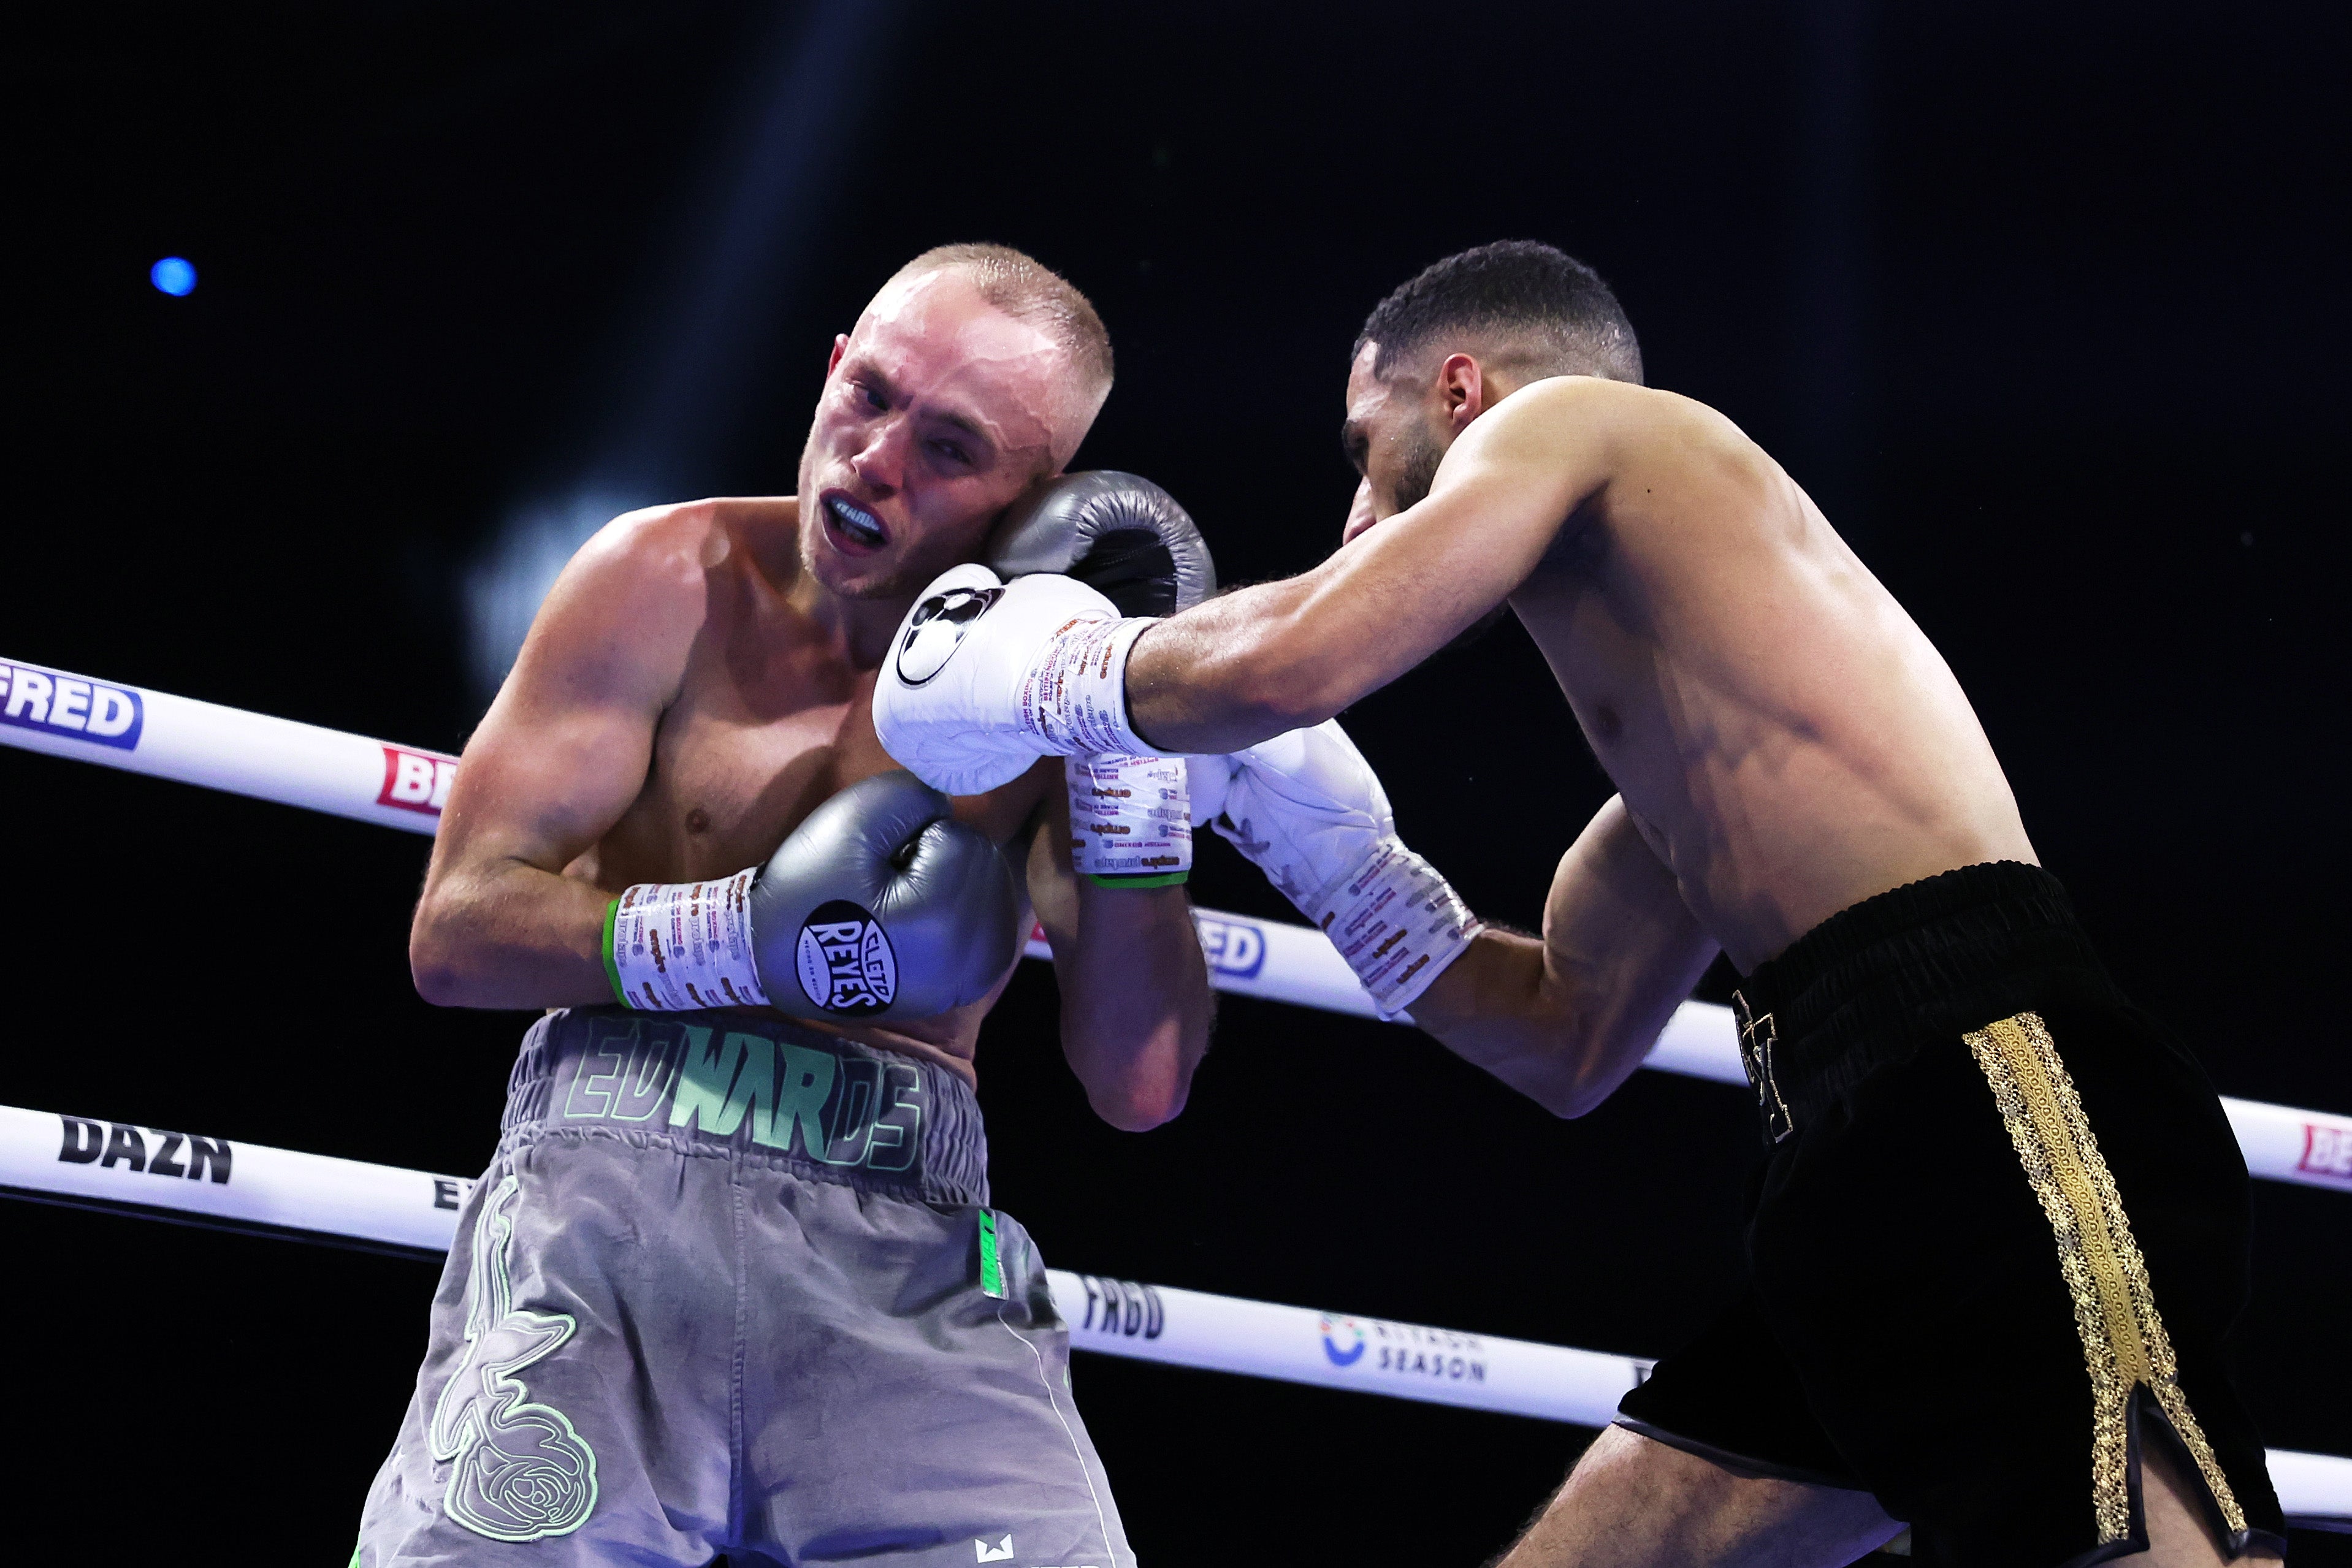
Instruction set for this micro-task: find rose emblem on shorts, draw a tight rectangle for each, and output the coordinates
[428,1176,599,1543]
[893,584,1002,686]
[796,899,898,1015]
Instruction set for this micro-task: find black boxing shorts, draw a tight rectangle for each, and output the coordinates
[1615,862,2287,1567]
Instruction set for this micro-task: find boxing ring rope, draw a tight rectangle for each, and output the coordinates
[8,655,2347,1193]
[3,1103,2345,1528]
[2,656,2348,1529]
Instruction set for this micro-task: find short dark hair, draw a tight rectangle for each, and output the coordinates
[1353,240,1643,386]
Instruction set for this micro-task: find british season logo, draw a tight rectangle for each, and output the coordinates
[1319,1314,1367,1366]
[1318,1312,1488,1383]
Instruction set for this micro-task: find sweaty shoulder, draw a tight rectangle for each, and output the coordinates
[569,499,741,606]
[514,499,773,706]
[1500,379,1777,523]
[1498,376,1747,457]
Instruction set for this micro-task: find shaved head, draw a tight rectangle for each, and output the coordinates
[883,243,1114,464]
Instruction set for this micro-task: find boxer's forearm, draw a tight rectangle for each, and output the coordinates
[1054,880,1214,1131]
[1410,927,1708,1117]
[1123,578,1358,755]
[409,858,617,1010]
[1124,443,1572,753]
[1410,800,1718,1116]
[1408,931,1630,1117]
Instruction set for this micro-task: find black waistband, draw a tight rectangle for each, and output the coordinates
[1728,862,2121,1143]
[498,1007,989,1206]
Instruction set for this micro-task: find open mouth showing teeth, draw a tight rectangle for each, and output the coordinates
[825,496,887,549]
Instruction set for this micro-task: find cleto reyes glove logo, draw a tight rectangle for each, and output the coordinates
[795,899,898,1015]
[894,585,1003,687]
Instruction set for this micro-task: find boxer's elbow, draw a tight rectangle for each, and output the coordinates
[1535,1017,1652,1119]
[1487,1048,1603,1120]
[1538,1071,1613,1121]
[1080,1032,1199,1132]
[1090,1079,1187,1133]
[408,922,472,1008]
[408,887,490,1007]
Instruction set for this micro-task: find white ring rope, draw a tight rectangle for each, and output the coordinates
[2,654,2347,1528]
[1,1103,2343,1528]
[7,654,2347,1193]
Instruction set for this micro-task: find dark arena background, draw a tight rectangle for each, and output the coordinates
[5,3,2347,1562]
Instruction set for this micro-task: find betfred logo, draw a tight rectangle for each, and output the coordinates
[0,661,143,750]
[2299,1122,2352,1182]
[1073,1274,1165,1341]
[379,745,457,815]
[1192,914,1266,980]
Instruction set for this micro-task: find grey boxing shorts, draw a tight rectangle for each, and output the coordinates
[354,1007,1132,1568]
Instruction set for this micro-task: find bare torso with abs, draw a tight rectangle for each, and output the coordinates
[1497,386,2033,971]
[1115,371,2036,1112]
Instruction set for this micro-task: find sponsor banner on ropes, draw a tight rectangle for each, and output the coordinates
[0,661,143,750]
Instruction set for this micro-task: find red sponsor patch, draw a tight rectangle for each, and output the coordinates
[378,744,459,816]
[2298,1122,2352,1182]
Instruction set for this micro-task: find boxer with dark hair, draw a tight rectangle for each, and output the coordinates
[356,245,1211,1568]
[872,240,2286,1568]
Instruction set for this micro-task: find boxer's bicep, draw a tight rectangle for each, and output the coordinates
[430,522,703,881]
[1127,397,1608,751]
[411,528,706,1007]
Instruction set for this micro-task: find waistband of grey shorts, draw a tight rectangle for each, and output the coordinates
[498,1006,988,1205]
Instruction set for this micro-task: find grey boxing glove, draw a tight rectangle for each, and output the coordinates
[988,471,1217,887]
[603,771,1020,1022]
[987,470,1216,617]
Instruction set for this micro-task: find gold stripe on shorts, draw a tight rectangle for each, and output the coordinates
[1963,1012,2245,1545]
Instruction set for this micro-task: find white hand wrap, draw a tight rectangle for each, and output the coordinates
[1067,753,1192,886]
[1021,615,1156,759]
[1313,839,1482,1017]
[605,870,771,1011]
[1198,720,1481,1017]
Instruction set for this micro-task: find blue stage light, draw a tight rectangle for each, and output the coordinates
[150,257,197,297]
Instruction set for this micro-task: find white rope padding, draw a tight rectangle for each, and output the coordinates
[7,653,2347,1193]
[1,1102,2342,1527]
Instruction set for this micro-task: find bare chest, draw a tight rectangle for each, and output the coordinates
[582,608,1042,891]
[565,569,881,883]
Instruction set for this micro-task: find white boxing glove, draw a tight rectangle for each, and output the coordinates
[872,564,1160,796]
[1192,720,1481,1017]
